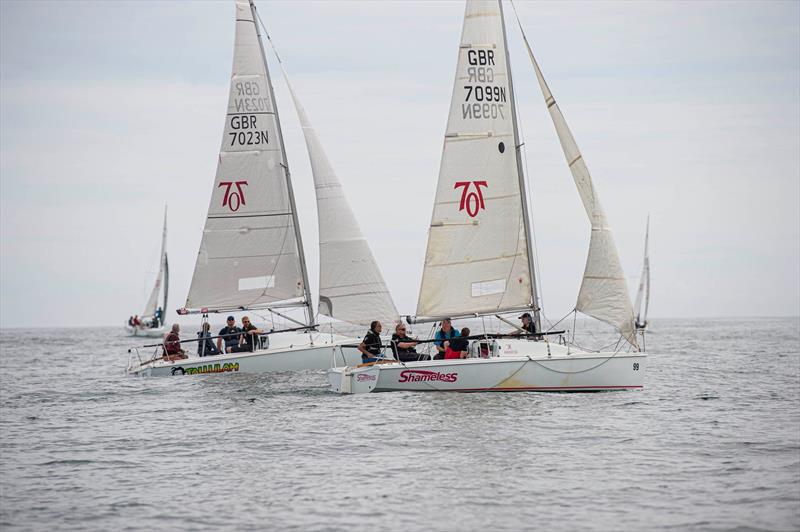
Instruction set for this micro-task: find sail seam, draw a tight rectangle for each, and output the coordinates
[226,111,275,116]
[208,213,292,219]
[426,253,527,268]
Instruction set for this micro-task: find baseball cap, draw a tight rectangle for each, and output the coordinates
[227,315,235,321]
[518,312,532,319]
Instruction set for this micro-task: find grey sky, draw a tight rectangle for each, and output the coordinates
[1,0,798,328]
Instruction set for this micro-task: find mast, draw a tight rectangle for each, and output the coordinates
[498,0,542,333]
[161,205,168,314]
[249,0,314,326]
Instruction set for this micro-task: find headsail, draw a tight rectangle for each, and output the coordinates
[279,73,399,326]
[512,7,637,347]
[416,0,535,319]
[143,207,167,317]
[634,216,650,329]
[185,0,310,316]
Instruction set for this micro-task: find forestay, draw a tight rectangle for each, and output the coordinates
[515,17,637,347]
[280,72,399,326]
[186,0,306,311]
[143,207,168,317]
[634,217,650,328]
[417,0,533,318]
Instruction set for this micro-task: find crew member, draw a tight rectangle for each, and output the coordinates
[359,321,384,364]
[231,316,263,353]
[163,324,188,361]
[516,312,536,336]
[444,327,471,359]
[391,323,421,362]
[434,318,460,360]
[217,316,241,353]
[197,322,219,357]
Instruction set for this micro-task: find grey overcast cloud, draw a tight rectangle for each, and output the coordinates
[1,0,798,328]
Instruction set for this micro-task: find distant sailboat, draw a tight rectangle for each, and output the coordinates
[329,0,646,394]
[634,217,650,330]
[128,0,397,376]
[125,207,168,338]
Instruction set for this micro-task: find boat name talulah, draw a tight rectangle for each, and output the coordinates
[174,363,241,376]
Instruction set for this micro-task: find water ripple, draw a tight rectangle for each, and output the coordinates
[0,319,798,531]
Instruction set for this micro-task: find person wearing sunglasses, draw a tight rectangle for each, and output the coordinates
[391,323,421,362]
[230,316,263,353]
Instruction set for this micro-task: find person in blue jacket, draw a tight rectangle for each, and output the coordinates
[434,318,460,360]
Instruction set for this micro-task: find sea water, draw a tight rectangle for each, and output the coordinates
[1,318,798,531]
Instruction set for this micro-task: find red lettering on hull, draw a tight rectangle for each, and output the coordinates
[398,370,458,383]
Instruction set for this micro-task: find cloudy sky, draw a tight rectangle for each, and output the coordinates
[1,0,798,328]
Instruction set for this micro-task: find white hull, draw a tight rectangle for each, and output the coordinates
[125,325,165,338]
[328,339,645,394]
[127,331,361,377]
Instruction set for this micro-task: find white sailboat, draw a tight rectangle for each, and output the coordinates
[125,207,168,338]
[635,217,651,331]
[329,0,647,394]
[127,0,398,377]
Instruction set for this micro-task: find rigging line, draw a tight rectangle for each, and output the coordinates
[228,11,299,313]
[508,0,544,313]
[527,351,627,375]
[515,78,545,319]
[572,309,577,344]
[253,8,284,65]
[545,307,576,333]
[496,196,526,313]
[567,335,625,355]
[255,9,332,326]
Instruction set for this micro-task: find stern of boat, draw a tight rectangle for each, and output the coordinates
[328,365,380,394]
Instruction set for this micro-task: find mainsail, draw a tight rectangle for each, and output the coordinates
[634,216,650,329]
[143,207,168,317]
[278,71,399,326]
[512,9,637,347]
[416,0,536,319]
[185,0,310,318]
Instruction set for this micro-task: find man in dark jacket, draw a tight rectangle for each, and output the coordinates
[217,316,242,353]
[391,323,421,362]
[358,321,384,364]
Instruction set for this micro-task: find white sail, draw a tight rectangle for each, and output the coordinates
[515,19,637,347]
[634,216,650,328]
[186,0,307,311]
[279,73,399,326]
[417,0,533,318]
[143,207,167,317]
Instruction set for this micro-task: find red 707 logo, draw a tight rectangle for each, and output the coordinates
[454,180,488,217]
[218,180,248,212]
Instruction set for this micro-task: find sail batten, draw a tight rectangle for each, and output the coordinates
[512,8,637,347]
[416,0,534,319]
[185,0,308,314]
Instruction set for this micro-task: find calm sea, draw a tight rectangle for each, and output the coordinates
[1,318,798,531]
